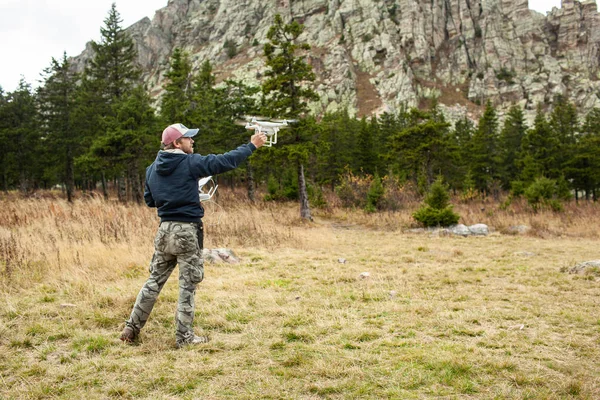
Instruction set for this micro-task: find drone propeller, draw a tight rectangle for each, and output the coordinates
[271,118,298,124]
[239,115,271,122]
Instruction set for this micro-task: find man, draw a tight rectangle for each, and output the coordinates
[120,123,267,347]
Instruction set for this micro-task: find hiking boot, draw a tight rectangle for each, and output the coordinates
[176,334,210,348]
[120,326,137,344]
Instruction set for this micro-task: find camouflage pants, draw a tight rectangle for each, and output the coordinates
[125,221,204,344]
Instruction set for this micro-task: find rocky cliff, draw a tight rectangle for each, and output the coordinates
[72,0,600,122]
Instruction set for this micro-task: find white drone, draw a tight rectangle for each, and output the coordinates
[198,176,218,202]
[243,116,295,147]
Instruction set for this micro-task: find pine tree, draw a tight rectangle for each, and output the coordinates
[452,116,475,191]
[92,86,159,203]
[549,95,578,189]
[498,105,527,189]
[72,72,110,198]
[569,108,600,200]
[88,3,141,102]
[365,173,384,212]
[356,116,376,175]
[37,54,80,201]
[470,101,499,194]
[519,105,559,182]
[84,3,148,201]
[389,105,452,187]
[0,79,39,193]
[315,111,359,189]
[160,48,194,125]
[0,86,8,191]
[413,176,460,227]
[261,14,319,220]
[190,60,223,154]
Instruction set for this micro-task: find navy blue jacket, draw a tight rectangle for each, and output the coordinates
[144,143,256,222]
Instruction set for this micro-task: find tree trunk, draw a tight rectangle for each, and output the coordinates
[130,165,142,204]
[101,172,108,200]
[19,170,27,195]
[247,161,255,202]
[127,160,142,204]
[298,162,312,221]
[117,172,127,203]
[65,150,74,203]
[3,165,7,193]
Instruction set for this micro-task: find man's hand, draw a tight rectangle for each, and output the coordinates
[251,132,268,148]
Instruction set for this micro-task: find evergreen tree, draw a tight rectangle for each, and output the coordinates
[498,105,527,189]
[315,111,359,189]
[92,86,159,203]
[355,116,377,175]
[378,108,411,177]
[216,79,261,198]
[84,3,148,201]
[452,116,476,191]
[470,101,499,194]
[389,105,453,187]
[413,176,460,227]
[160,48,194,125]
[0,79,39,193]
[0,86,13,191]
[365,173,384,212]
[569,108,600,200]
[261,14,319,220]
[519,105,559,182]
[88,3,141,102]
[549,95,578,188]
[72,72,110,197]
[37,54,80,201]
[190,60,227,154]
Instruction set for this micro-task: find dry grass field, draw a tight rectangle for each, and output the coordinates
[1,191,599,399]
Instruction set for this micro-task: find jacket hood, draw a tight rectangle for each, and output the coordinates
[154,151,187,176]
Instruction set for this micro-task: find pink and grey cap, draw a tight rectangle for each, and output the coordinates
[161,123,199,145]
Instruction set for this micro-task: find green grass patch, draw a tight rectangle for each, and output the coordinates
[72,335,112,354]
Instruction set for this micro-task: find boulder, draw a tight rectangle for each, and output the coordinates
[450,224,471,237]
[468,224,489,236]
[507,225,530,234]
[202,248,240,264]
[568,260,600,275]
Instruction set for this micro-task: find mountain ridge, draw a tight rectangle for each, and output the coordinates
[71,0,600,123]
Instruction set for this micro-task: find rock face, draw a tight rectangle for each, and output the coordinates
[71,0,600,122]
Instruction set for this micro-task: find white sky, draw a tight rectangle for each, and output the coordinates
[0,0,566,93]
[0,0,167,93]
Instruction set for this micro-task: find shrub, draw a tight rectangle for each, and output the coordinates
[365,174,384,212]
[224,39,237,59]
[423,177,450,209]
[380,175,419,210]
[524,177,570,212]
[307,183,327,208]
[510,180,526,197]
[496,68,516,84]
[413,177,460,227]
[413,206,460,227]
[334,169,370,208]
[264,173,298,201]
